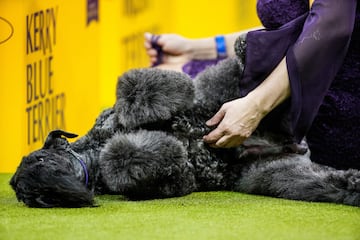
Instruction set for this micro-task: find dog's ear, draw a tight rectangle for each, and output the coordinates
[46,129,78,140]
[43,130,78,149]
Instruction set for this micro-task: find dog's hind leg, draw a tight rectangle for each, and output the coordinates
[99,130,196,200]
[114,68,194,129]
[234,155,360,207]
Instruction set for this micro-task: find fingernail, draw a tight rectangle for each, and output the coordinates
[144,32,151,39]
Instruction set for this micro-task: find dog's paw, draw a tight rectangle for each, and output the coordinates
[114,68,194,129]
[99,130,195,199]
[342,169,360,207]
[347,170,360,192]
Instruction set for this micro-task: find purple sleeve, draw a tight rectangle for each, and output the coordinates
[287,0,357,142]
[241,14,307,97]
[243,0,357,142]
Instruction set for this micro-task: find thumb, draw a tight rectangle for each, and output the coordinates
[206,109,225,127]
[144,32,152,40]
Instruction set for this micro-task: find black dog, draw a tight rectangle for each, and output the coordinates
[10,42,360,208]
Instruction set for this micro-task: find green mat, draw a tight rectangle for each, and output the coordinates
[1,173,359,240]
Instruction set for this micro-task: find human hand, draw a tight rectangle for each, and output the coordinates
[144,32,192,66]
[203,98,264,148]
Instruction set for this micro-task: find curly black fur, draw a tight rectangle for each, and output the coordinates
[10,39,360,208]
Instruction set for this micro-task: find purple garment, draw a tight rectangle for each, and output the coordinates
[182,58,226,78]
[249,0,359,169]
[257,0,309,29]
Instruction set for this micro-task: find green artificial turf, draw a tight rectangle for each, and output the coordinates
[1,173,359,240]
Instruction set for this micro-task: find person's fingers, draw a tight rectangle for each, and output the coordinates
[151,35,161,45]
[145,33,159,63]
[144,41,152,49]
[144,32,153,41]
[144,32,164,49]
[147,48,158,57]
[214,135,233,148]
[144,33,153,50]
[203,126,225,144]
[206,108,225,127]
[203,107,227,144]
[155,35,166,46]
[213,134,246,148]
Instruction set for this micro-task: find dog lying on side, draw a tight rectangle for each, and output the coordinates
[10,42,360,208]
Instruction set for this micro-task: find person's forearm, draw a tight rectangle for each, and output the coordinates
[189,27,262,59]
[246,57,290,118]
[188,37,217,59]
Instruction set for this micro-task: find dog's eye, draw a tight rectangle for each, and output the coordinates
[39,158,44,162]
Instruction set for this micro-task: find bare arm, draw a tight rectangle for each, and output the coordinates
[144,27,262,66]
[186,0,314,59]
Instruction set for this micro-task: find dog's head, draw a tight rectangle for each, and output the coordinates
[10,130,94,208]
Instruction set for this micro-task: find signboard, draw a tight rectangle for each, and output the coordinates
[0,0,259,173]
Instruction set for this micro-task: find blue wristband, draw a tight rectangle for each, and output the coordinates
[215,35,227,58]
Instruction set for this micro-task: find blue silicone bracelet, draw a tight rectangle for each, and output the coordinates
[215,35,227,58]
